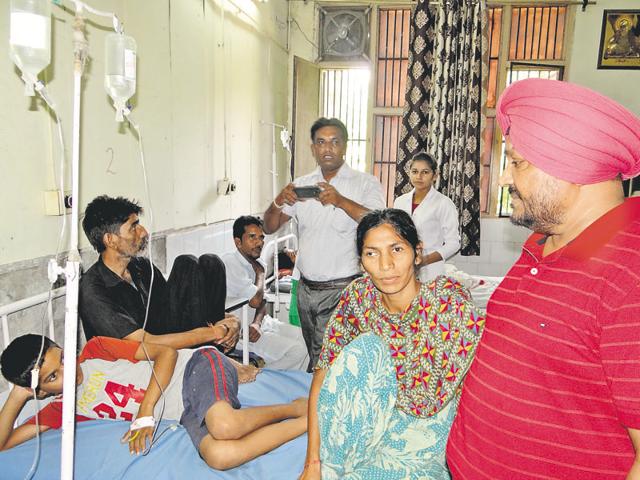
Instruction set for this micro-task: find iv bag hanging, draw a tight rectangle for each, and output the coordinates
[9,0,52,96]
[105,33,137,122]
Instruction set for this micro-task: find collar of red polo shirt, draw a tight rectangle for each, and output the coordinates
[525,197,640,261]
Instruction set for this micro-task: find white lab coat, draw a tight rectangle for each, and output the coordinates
[394,187,461,282]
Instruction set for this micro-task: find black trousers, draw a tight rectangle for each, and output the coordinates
[151,254,226,335]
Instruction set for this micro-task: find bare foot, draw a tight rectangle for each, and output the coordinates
[291,397,308,417]
[237,364,260,384]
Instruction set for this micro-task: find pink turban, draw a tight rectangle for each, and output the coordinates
[496,78,640,184]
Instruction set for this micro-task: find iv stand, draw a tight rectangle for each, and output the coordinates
[59,9,88,480]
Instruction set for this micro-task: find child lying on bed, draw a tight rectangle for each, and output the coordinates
[0,335,308,470]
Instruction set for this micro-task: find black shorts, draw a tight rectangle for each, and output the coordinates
[180,347,241,448]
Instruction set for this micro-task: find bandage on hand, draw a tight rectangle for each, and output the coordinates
[129,415,155,432]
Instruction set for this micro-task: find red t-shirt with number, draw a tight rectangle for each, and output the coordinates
[28,337,187,428]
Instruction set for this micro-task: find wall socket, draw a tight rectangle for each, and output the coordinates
[44,190,72,216]
[217,179,237,196]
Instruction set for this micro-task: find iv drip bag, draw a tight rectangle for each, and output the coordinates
[9,0,52,96]
[105,33,137,122]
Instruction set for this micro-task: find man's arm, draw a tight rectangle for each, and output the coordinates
[0,386,50,451]
[247,261,267,343]
[249,262,266,309]
[628,428,640,479]
[421,251,444,266]
[248,300,268,343]
[317,175,386,223]
[124,324,227,350]
[264,183,297,234]
[121,342,178,454]
[600,283,640,479]
[317,182,371,222]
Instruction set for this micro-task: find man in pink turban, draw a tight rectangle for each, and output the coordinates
[447,78,640,479]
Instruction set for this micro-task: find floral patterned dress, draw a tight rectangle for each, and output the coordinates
[315,275,485,479]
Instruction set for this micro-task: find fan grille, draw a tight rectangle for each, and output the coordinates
[320,8,370,61]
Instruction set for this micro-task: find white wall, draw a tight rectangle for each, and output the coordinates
[3,0,639,272]
[0,0,292,266]
[450,218,530,277]
[567,0,640,117]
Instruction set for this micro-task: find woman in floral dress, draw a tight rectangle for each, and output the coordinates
[300,209,485,480]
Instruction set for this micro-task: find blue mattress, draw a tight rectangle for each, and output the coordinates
[0,369,311,480]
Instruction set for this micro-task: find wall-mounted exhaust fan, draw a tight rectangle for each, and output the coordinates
[319,7,370,62]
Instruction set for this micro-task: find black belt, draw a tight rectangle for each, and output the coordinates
[301,274,360,291]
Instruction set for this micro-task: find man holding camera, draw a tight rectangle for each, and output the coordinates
[264,117,385,371]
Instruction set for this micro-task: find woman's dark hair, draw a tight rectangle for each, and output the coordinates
[409,151,438,173]
[82,195,143,253]
[1,334,58,389]
[356,209,420,257]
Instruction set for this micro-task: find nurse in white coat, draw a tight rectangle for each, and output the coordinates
[394,152,460,282]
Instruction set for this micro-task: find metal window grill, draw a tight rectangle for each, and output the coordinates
[495,5,568,217]
[480,7,503,213]
[376,8,411,108]
[496,63,564,217]
[373,115,402,206]
[487,7,503,109]
[320,68,370,172]
[373,8,411,205]
[509,6,566,61]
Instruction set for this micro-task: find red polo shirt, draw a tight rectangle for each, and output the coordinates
[447,198,640,479]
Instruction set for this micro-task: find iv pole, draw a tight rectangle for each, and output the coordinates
[261,121,291,313]
[58,9,88,480]
[12,2,123,477]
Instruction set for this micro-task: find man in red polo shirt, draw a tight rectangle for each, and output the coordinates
[447,78,640,479]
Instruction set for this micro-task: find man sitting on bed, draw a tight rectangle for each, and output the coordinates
[0,334,307,470]
[79,195,240,352]
[221,215,308,370]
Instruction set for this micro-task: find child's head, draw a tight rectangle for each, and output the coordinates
[1,334,62,397]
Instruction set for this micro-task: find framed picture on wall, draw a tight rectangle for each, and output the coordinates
[597,10,640,69]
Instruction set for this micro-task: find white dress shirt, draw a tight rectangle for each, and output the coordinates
[221,249,266,301]
[283,164,385,282]
[221,249,308,370]
[394,187,460,282]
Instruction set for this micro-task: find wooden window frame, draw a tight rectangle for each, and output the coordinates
[484,2,576,217]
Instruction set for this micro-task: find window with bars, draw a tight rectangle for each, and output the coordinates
[481,7,503,213]
[314,3,571,213]
[509,6,566,61]
[371,8,412,206]
[481,4,571,217]
[320,69,370,173]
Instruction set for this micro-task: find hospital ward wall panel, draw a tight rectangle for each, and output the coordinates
[1,0,290,267]
[567,0,640,118]
[205,2,291,225]
[167,0,209,229]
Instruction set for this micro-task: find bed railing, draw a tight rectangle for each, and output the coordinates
[263,233,297,313]
[0,287,65,351]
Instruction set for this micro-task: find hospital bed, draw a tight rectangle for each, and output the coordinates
[0,288,311,480]
[444,264,502,311]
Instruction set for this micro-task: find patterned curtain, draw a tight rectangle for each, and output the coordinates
[396,0,486,256]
